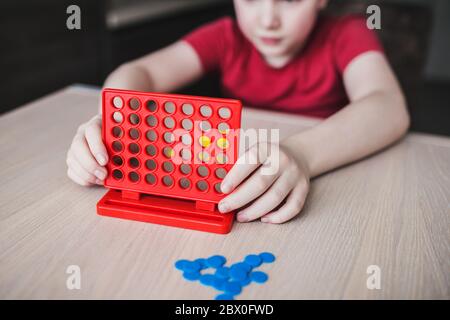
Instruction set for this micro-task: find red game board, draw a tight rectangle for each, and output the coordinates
[97,88,242,234]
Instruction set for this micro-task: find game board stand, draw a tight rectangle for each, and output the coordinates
[97,189,234,234]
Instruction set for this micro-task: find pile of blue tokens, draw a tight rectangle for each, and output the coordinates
[175,252,276,300]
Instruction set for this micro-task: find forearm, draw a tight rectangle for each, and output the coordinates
[281,91,410,178]
[98,63,155,113]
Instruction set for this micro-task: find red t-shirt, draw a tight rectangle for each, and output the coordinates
[182,15,383,118]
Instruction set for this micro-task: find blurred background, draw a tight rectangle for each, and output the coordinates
[1,0,449,135]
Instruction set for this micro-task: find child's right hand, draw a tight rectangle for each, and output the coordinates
[66,114,108,186]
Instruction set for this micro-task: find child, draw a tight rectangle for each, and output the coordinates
[67,0,409,224]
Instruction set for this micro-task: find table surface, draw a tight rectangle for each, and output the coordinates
[0,85,449,299]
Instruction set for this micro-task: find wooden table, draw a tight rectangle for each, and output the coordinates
[0,85,449,299]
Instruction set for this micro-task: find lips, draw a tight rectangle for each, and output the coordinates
[260,37,282,46]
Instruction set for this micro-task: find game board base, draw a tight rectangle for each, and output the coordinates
[97,189,234,234]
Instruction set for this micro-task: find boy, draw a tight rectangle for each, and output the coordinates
[67,0,409,224]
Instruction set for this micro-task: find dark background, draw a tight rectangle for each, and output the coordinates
[1,0,449,135]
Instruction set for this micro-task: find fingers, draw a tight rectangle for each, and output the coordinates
[66,153,102,185]
[67,167,93,187]
[261,183,308,224]
[235,171,294,222]
[85,117,108,166]
[218,162,281,213]
[220,144,268,194]
[70,132,107,181]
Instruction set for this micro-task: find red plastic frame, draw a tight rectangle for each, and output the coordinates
[96,88,242,234]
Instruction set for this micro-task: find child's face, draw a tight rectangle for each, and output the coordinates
[234,0,327,65]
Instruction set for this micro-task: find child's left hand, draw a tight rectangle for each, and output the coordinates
[218,142,310,224]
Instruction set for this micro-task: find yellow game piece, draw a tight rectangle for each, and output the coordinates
[199,135,211,148]
[163,147,175,158]
[216,153,228,164]
[216,137,229,149]
[198,151,210,162]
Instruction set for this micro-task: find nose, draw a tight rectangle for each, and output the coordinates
[260,0,281,30]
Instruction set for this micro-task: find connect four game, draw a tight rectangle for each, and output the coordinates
[97,88,242,234]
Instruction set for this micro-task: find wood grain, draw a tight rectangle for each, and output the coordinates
[0,86,448,299]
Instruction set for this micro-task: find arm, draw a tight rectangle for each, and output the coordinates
[218,52,410,223]
[98,40,203,112]
[67,41,203,186]
[281,51,410,177]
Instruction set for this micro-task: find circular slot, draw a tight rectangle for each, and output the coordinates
[112,96,123,109]
[215,168,227,179]
[112,141,123,152]
[146,130,157,142]
[180,149,192,161]
[145,145,157,157]
[182,103,194,116]
[128,171,140,183]
[129,157,140,168]
[181,134,192,146]
[163,146,175,158]
[112,155,124,166]
[129,143,140,154]
[218,107,231,119]
[129,98,140,110]
[145,159,157,171]
[180,164,192,175]
[214,183,223,193]
[112,169,123,180]
[164,101,176,114]
[163,117,175,129]
[162,175,174,187]
[181,119,193,131]
[197,165,209,178]
[112,126,123,138]
[200,105,212,117]
[146,100,157,112]
[163,132,175,144]
[146,115,158,127]
[199,120,211,132]
[145,173,156,185]
[179,178,191,190]
[113,112,123,123]
[196,180,209,192]
[218,122,230,134]
[216,153,228,164]
[129,128,140,140]
[163,161,174,173]
[129,113,140,125]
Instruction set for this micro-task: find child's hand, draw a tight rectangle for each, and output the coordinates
[218,142,310,224]
[66,115,108,186]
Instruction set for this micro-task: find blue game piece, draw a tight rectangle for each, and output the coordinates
[231,262,252,272]
[174,259,190,271]
[244,254,262,267]
[250,271,268,283]
[215,293,234,300]
[212,277,227,291]
[194,258,208,269]
[200,274,216,286]
[239,276,252,287]
[184,261,201,272]
[183,271,201,281]
[206,255,226,268]
[259,252,275,263]
[224,281,242,295]
[229,266,248,281]
[215,267,230,279]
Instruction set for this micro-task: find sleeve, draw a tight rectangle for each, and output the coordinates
[182,17,230,74]
[333,15,384,73]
